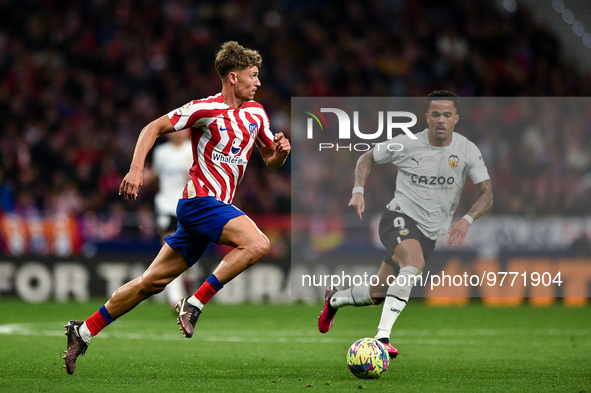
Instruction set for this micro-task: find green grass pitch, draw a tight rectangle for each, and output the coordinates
[0,299,589,392]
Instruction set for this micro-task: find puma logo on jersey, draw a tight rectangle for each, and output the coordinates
[410,157,422,166]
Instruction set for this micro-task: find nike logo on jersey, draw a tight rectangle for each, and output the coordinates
[410,157,422,166]
[219,127,228,131]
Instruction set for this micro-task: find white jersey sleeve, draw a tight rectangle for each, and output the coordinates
[372,134,406,165]
[466,143,490,184]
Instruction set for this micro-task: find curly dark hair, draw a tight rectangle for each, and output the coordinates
[426,90,459,112]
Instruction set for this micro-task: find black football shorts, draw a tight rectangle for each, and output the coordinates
[378,209,436,267]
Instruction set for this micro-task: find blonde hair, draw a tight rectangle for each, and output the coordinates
[215,41,262,79]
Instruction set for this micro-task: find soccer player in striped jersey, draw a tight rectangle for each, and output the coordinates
[318,91,493,359]
[63,41,290,374]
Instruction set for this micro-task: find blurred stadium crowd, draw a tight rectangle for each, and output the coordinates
[1,0,590,227]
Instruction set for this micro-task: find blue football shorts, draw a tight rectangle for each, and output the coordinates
[164,196,245,267]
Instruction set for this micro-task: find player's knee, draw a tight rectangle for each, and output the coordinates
[236,233,270,267]
[250,237,270,261]
[393,255,424,272]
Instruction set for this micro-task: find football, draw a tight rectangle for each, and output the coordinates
[346,337,389,379]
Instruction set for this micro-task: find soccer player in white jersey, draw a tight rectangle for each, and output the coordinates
[318,90,493,359]
[63,41,291,374]
[151,130,193,308]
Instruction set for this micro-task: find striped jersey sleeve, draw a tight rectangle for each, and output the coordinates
[168,94,227,131]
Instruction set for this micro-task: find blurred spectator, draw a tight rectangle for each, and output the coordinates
[149,129,193,307]
[0,168,14,212]
[0,0,590,226]
[569,233,591,257]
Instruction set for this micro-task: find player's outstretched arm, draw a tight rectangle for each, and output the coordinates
[119,115,176,201]
[447,179,493,247]
[348,149,374,221]
[259,132,291,169]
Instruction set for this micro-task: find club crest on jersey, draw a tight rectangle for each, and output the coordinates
[448,155,459,169]
[399,228,409,236]
[248,123,258,136]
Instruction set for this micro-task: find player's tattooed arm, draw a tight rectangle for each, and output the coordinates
[353,150,374,187]
[349,149,375,220]
[466,179,493,221]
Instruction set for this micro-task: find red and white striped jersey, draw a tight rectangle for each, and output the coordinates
[167,93,275,204]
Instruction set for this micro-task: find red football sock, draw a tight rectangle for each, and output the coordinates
[193,281,219,306]
[85,305,116,336]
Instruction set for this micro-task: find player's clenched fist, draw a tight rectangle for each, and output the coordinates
[119,170,143,201]
[274,132,291,155]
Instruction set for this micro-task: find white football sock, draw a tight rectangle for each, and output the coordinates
[187,295,205,310]
[330,285,375,309]
[80,322,92,343]
[375,266,422,340]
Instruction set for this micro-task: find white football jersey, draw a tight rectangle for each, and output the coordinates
[373,129,490,240]
[152,139,193,216]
